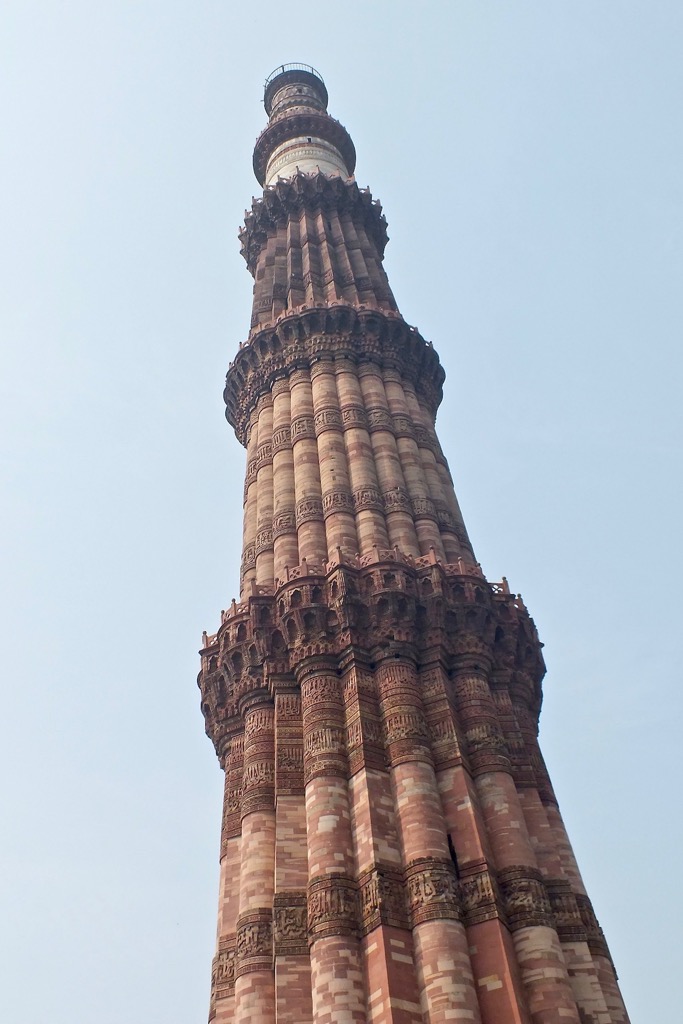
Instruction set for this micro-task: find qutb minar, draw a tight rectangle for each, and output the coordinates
[198,65,629,1024]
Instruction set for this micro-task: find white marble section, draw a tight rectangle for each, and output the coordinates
[265,136,349,186]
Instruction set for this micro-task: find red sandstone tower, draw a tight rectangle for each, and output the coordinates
[198,65,630,1024]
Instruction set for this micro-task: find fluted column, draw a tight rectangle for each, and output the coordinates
[343,659,423,1024]
[310,358,358,558]
[335,358,390,553]
[415,394,475,563]
[297,657,367,1024]
[285,212,305,310]
[383,370,445,558]
[300,208,326,307]
[273,688,311,1024]
[201,62,632,1024]
[271,379,298,581]
[290,368,327,565]
[241,411,259,598]
[314,209,342,304]
[375,652,482,1024]
[255,396,274,585]
[328,208,360,306]
[498,679,611,1024]
[452,649,581,1024]
[211,735,244,1023]
[234,698,276,1024]
[419,658,529,1024]
[530,738,630,1024]
[339,209,384,306]
[403,384,461,561]
[357,364,420,555]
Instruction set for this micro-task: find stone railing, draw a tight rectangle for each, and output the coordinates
[198,547,531,650]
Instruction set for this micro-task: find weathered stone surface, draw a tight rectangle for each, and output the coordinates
[198,64,630,1024]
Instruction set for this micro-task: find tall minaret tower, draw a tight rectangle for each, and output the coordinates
[199,65,630,1024]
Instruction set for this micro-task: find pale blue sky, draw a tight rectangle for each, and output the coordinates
[1,3,681,1021]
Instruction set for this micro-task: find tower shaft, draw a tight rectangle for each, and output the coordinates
[199,66,629,1024]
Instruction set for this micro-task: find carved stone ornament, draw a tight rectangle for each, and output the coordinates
[545,879,587,943]
[366,407,394,433]
[359,865,408,935]
[497,866,553,931]
[272,510,296,538]
[302,722,347,782]
[434,503,456,529]
[240,175,378,265]
[300,674,342,706]
[240,754,275,814]
[255,441,273,468]
[382,486,413,513]
[209,937,236,1018]
[413,424,437,451]
[220,781,243,848]
[404,857,461,926]
[576,893,612,960]
[427,712,463,769]
[290,415,316,441]
[276,692,301,718]
[351,486,384,513]
[341,404,368,429]
[461,719,511,776]
[271,425,292,452]
[322,489,355,517]
[241,544,256,571]
[459,865,501,927]
[255,529,273,554]
[314,407,343,434]
[245,706,274,735]
[383,709,429,745]
[411,496,438,521]
[295,496,324,525]
[307,875,359,940]
[235,910,273,975]
[391,414,416,439]
[273,892,308,956]
[245,458,258,485]
[304,724,346,758]
[224,308,445,445]
[276,744,303,771]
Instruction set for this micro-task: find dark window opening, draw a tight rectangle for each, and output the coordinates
[447,833,460,879]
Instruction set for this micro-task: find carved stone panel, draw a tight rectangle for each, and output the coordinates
[358,865,408,935]
[322,489,355,517]
[545,879,587,943]
[404,857,461,926]
[498,866,553,930]
[272,510,296,538]
[576,893,611,960]
[291,415,316,441]
[382,486,412,513]
[307,875,359,941]
[314,407,343,434]
[341,404,368,429]
[209,936,236,1018]
[366,408,394,433]
[274,891,308,956]
[458,863,502,927]
[295,497,324,525]
[235,910,273,976]
[272,425,292,452]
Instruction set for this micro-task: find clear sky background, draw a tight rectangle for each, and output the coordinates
[1,3,681,1021]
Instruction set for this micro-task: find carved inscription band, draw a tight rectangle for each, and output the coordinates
[235,909,273,977]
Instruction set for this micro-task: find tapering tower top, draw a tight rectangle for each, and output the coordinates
[254,64,356,186]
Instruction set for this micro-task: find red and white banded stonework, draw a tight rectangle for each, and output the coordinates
[198,65,630,1024]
